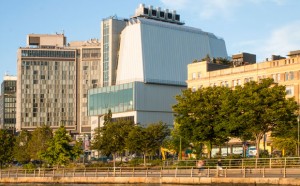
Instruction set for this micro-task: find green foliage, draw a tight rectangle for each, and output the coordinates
[91,118,134,168]
[173,78,298,159]
[71,140,84,161]
[40,126,80,167]
[212,57,232,66]
[173,86,233,158]
[162,123,189,155]
[0,129,15,168]
[271,137,296,156]
[233,78,298,157]
[27,125,53,160]
[126,122,170,166]
[201,54,211,62]
[14,130,31,163]
[127,158,144,166]
[259,150,270,158]
[23,162,36,170]
[92,119,133,155]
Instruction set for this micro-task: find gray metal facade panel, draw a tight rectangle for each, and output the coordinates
[136,111,174,127]
[134,82,185,112]
[140,22,228,86]
[208,36,228,58]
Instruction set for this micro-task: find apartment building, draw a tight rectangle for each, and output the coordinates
[0,75,17,132]
[68,39,101,134]
[187,50,300,103]
[16,34,101,133]
[187,50,300,156]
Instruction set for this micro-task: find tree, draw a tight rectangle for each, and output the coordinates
[201,54,211,62]
[91,119,134,169]
[27,125,53,160]
[173,86,233,158]
[162,123,190,159]
[0,129,15,168]
[71,140,84,162]
[233,78,298,158]
[126,122,170,166]
[40,126,80,167]
[14,130,31,163]
[272,137,296,156]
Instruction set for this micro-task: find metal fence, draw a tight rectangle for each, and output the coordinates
[1,157,300,179]
[163,157,300,169]
[1,166,300,178]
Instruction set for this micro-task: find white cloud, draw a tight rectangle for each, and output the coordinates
[260,21,300,59]
[234,21,300,61]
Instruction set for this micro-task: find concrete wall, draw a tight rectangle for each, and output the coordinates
[1,176,300,185]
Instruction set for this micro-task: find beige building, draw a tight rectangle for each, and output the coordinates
[69,39,101,134]
[187,50,300,104]
[16,34,101,134]
[187,50,300,156]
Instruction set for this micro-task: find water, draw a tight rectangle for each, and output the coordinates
[0,184,294,186]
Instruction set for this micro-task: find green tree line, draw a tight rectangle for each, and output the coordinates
[1,78,298,168]
[173,78,299,158]
[91,110,170,167]
[0,125,82,169]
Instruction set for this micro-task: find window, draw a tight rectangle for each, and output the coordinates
[237,79,241,86]
[286,86,294,96]
[225,81,229,87]
[233,80,237,87]
[198,72,201,79]
[290,71,294,80]
[192,87,196,92]
[192,73,196,80]
[285,72,294,81]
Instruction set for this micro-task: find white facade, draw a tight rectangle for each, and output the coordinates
[116,17,227,86]
[89,5,228,130]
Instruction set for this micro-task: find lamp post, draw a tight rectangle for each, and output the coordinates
[179,136,182,160]
[297,114,300,156]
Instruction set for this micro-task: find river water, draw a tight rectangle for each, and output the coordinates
[0,184,294,186]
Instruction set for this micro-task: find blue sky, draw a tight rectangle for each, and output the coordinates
[0,0,299,83]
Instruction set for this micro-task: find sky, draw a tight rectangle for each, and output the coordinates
[0,0,300,83]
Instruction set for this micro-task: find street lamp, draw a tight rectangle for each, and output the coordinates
[297,115,299,157]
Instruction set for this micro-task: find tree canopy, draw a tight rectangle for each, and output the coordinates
[173,78,298,158]
[233,78,298,157]
[40,125,82,167]
[91,119,134,168]
[126,121,170,166]
[14,130,31,163]
[0,130,15,168]
[173,86,233,158]
[27,125,53,160]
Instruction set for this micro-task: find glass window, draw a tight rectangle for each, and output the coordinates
[290,71,294,80]
[192,73,196,80]
[286,86,294,96]
[198,72,201,79]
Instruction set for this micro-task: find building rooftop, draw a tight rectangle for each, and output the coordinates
[132,4,184,25]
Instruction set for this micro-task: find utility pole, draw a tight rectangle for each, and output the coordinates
[297,115,299,156]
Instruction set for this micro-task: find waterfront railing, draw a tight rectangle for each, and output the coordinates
[2,157,300,179]
[1,167,299,178]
